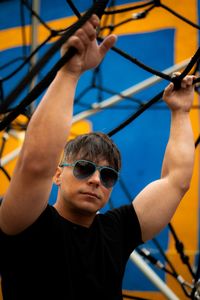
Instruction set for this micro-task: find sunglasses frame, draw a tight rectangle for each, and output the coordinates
[60,159,119,188]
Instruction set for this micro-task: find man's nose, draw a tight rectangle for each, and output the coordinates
[87,170,101,185]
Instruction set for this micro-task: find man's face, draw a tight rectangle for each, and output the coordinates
[54,159,113,215]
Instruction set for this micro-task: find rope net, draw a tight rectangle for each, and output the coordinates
[0,1,199,299]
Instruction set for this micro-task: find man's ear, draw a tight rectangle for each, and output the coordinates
[53,167,63,186]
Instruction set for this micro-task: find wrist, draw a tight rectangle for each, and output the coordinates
[171,108,190,115]
[57,68,80,84]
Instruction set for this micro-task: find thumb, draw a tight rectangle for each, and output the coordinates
[99,34,117,58]
[163,82,174,97]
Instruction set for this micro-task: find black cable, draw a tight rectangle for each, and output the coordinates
[20,0,28,58]
[102,36,200,92]
[0,166,11,182]
[0,128,12,183]
[0,79,4,104]
[100,4,155,31]
[97,38,172,82]
[195,135,200,148]
[0,1,111,129]
[0,57,25,72]
[108,90,163,137]
[168,223,196,278]
[0,47,77,130]
[104,1,155,15]
[1,0,79,84]
[0,0,110,115]
[22,0,54,32]
[1,34,54,83]
[136,246,194,298]
[152,238,178,276]
[152,238,194,297]
[172,47,200,89]
[118,177,133,201]
[0,131,8,158]
[137,247,174,276]
[110,42,200,90]
[159,2,200,30]
[66,0,81,18]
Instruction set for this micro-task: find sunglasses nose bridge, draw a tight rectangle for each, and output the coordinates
[88,167,101,183]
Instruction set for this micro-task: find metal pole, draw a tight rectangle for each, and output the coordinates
[130,251,180,300]
[29,0,40,113]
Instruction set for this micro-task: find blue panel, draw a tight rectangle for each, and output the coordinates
[0,0,138,29]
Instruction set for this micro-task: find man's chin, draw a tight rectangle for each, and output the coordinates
[76,201,100,215]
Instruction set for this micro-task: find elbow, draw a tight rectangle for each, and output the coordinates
[176,176,192,196]
[18,149,55,177]
[181,180,191,194]
[172,165,193,195]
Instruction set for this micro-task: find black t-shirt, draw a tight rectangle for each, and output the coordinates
[0,204,143,300]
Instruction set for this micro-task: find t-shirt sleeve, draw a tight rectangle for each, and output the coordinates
[102,204,143,257]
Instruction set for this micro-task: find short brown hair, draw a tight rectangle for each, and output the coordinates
[61,132,121,171]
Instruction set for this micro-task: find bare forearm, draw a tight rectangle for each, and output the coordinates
[21,71,78,175]
[161,110,195,191]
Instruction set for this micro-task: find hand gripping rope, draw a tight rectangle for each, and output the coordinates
[0,0,110,130]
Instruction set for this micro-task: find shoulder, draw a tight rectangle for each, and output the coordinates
[96,204,143,251]
[0,204,55,239]
[97,204,141,235]
[101,204,139,223]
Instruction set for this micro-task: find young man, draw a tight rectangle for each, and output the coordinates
[0,14,195,300]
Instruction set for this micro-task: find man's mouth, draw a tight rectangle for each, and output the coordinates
[81,191,100,200]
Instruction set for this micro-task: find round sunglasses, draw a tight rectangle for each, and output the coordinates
[60,159,119,188]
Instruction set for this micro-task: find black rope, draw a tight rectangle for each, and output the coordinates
[0,128,11,182]
[0,166,11,182]
[22,0,54,32]
[0,0,110,116]
[97,37,172,82]
[118,177,133,201]
[195,135,200,148]
[1,34,54,83]
[152,238,178,276]
[20,0,28,58]
[0,57,25,72]
[168,223,196,278]
[104,1,155,15]
[159,2,200,30]
[136,246,193,298]
[100,4,155,31]
[172,47,200,89]
[108,90,163,137]
[0,47,79,131]
[66,0,82,18]
[0,79,4,104]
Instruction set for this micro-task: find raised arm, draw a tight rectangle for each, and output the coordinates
[0,15,117,235]
[133,74,195,242]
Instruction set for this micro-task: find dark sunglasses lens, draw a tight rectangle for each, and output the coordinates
[100,168,118,188]
[74,161,95,179]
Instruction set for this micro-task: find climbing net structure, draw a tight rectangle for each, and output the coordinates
[0,1,200,299]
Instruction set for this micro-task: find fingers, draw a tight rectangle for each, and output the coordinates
[171,72,195,89]
[99,34,117,57]
[63,14,99,53]
[75,14,99,45]
[163,73,195,99]
[180,75,195,88]
[163,82,174,97]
